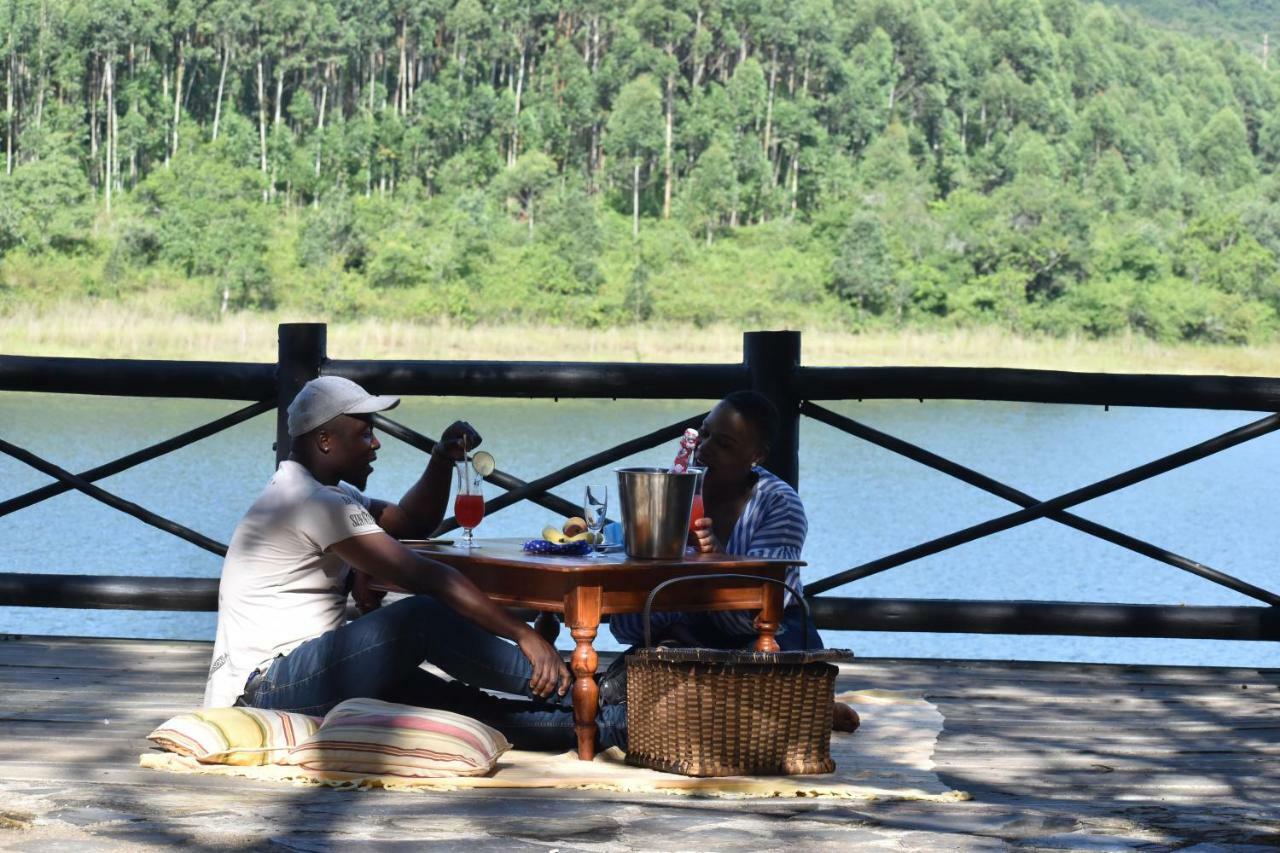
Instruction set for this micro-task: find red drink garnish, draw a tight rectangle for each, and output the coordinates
[455,494,485,529]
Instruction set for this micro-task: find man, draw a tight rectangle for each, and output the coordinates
[203,375,626,751]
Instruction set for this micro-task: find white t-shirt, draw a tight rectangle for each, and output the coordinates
[203,460,383,707]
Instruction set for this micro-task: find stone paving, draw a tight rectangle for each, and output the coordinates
[2,635,1277,851]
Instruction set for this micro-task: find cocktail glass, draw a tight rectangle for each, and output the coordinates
[455,457,485,549]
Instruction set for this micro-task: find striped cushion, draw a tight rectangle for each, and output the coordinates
[147,707,322,767]
[278,698,512,778]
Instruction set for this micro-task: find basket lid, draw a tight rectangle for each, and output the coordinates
[630,646,854,665]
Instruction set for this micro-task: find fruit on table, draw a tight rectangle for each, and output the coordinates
[540,524,595,545]
[563,517,588,536]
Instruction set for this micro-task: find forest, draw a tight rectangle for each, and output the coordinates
[3,0,1280,343]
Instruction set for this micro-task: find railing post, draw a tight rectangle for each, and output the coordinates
[743,330,801,489]
[276,323,328,466]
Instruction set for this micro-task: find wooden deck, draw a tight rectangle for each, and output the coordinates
[1,634,1278,851]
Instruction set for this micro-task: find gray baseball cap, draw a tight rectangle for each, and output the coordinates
[287,376,400,437]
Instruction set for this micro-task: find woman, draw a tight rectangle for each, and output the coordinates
[610,390,821,651]
[606,392,858,731]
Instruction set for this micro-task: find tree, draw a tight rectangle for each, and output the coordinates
[682,139,735,244]
[495,150,556,235]
[830,210,898,317]
[537,178,605,297]
[1192,108,1257,191]
[629,0,695,219]
[0,151,91,254]
[604,74,662,238]
[134,147,272,313]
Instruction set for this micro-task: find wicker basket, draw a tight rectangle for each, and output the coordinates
[624,574,853,778]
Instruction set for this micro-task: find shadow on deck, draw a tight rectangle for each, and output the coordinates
[1,634,1278,851]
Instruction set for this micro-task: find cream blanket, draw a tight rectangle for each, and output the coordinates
[139,689,969,801]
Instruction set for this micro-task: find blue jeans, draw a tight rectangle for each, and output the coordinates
[240,596,626,752]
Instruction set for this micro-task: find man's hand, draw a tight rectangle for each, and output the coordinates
[434,421,483,462]
[351,570,387,614]
[691,516,723,554]
[517,630,572,698]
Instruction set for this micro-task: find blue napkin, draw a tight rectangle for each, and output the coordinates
[522,539,593,556]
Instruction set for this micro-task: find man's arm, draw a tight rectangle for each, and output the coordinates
[373,421,480,540]
[372,449,454,539]
[331,531,571,698]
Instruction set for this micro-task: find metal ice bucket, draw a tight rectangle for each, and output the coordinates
[615,467,698,559]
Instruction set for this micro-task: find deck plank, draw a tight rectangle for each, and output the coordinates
[2,635,1278,850]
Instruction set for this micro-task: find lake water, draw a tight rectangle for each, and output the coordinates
[2,391,1278,668]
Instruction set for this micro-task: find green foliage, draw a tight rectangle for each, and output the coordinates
[132,148,273,312]
[4,0,1280,345]
[680,140,736,244]
[1192,108,1257,190]
[1105,0,1278,44]
[494,151,557,233]
[536,180,606,301]
[605,75,664,230]
[0,152,92,255]
[830,210,898,315]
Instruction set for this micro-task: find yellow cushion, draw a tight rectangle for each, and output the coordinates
[147,707,322,766]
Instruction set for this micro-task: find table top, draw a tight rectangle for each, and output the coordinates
[392,538,802,615]
[400,537,804,574]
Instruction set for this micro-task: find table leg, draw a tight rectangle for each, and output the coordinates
[565,585,603,760]
[753,582,783,652]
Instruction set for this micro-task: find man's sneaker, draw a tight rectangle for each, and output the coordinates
[597,650,630,706]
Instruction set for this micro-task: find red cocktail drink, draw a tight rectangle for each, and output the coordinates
[688,493,704,532]
[455,494,485,529]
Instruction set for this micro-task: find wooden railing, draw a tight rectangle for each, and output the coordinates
[2,323,1278,643]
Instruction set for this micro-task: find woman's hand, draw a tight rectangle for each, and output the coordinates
[690,516,724,554]
[433,421,483,462]
[517,630,572,698]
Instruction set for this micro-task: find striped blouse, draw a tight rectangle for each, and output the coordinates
[610,467,807,643]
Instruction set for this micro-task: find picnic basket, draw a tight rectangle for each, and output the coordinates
[624,574,853,778]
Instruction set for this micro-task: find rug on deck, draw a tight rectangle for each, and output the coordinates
[138,689,970,801]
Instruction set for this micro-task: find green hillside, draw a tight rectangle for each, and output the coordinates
[3,0,1280,343]
[1105,0,1277,45]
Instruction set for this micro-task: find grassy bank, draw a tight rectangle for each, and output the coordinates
[4,302,1280,376]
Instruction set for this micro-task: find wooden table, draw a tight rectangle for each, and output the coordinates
[401,538,801,760]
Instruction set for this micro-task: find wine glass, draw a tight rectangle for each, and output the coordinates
[454,457,485,549]
[583,483,608,558]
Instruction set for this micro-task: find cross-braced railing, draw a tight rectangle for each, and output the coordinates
[0,399,275,558]
[800,402,1280,605]
[1,324,1278,645]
